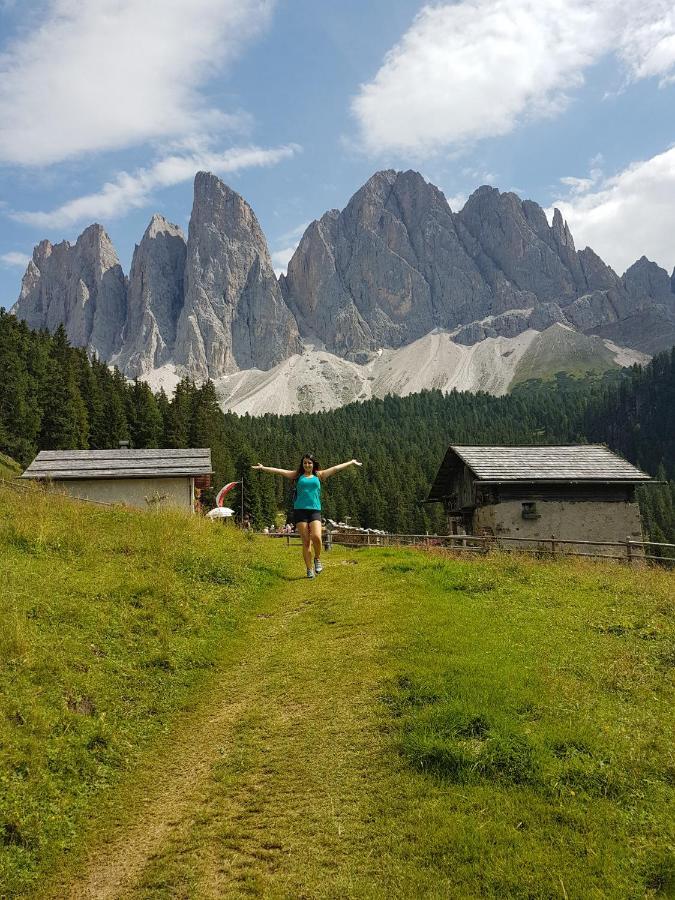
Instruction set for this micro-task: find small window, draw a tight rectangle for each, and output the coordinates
[522,501,540,520]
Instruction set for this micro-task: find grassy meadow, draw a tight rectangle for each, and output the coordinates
[0,481,673,898]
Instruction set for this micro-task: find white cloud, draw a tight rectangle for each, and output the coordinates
[10,144,300,229]
[617,1,675,84]
[0,250,30,267]
[271,246,297,277]
[444,193,468,212]
[352,0,675,157]
[271,221,309,275]
[549,145,675,275]
[560,176,596,195]
[0,0,275,165]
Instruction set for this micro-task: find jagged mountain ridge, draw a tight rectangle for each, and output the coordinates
[11,169,675,412]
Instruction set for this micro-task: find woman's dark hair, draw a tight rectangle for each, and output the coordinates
[295,453,320,477]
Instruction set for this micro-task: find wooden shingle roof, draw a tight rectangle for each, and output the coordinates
[453,445,651,482]
[22,448,212,481]
[427,444,651,501]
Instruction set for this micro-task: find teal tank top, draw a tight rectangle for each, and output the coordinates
[294,474,321,510]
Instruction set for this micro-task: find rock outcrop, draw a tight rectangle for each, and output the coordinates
[281,170,503,356]
[112,215,186,378]
[456,187,584,303]
[174,172,301,378]
[13,224,127,360]
[623,256,675,306]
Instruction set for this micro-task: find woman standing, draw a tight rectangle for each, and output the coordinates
[252,454,362,578]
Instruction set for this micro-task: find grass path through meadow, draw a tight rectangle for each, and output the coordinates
[41,540,675,899]
[51,547,397,898]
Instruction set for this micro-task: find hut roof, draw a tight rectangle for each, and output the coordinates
[427,444,651,501]
[21,448,213,481]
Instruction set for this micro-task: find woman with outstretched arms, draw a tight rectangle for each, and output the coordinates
[252,454,362,578]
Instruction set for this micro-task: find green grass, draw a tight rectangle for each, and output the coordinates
[0,483,273,896]
[0,452,21,480]
[510,327,618,387]
[1,485,673,898]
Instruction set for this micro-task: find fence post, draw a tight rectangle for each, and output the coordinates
[326,526,332,552]
[367,532,371,547]
[551,534,557,556]
[625,536,633,564]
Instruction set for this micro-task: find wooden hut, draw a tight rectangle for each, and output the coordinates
[21,448,212,512]
[426,445,651,551]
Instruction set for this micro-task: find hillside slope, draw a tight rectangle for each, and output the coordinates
[0,482,272,895]
[202,325,645,416]
[0,452,20,479]
[1,483,673,897]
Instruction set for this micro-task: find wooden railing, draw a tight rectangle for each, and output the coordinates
[322,529,675,565]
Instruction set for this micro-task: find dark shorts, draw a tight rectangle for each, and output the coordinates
[293,508,322,525]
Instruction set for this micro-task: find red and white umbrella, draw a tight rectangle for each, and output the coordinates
[216,481,239,506]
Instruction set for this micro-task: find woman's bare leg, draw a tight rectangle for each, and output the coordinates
[297,522,313,569]
[309,519,322,561]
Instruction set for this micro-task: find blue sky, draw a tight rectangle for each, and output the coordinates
[1,0,675,311]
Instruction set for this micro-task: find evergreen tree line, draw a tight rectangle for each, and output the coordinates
[1,310,673,541]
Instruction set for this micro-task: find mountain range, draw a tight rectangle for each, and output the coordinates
[11,169,675,413]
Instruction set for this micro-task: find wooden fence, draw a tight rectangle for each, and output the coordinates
[271,528,675,566]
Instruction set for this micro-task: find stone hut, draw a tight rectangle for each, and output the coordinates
[426,445,652,552]
[21,448,212,512]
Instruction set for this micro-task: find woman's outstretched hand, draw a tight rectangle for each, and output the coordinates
[352,459,363,467]
[251,463,264,470]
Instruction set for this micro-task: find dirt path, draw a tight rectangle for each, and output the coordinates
[50,555,389,899]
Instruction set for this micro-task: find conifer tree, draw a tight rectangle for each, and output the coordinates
[165,378,194,448]
[38,326,88,450]
[128,380,163,448]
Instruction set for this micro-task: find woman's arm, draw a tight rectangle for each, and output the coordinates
[251,463,296,480]
[318,459,362,481]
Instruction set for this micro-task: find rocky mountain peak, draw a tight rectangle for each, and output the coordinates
[33,238,53,262]
[623,256,674,306]
[111,214,187,378]
[551,208,575,250]
[173,171,300,378]
[458,186,586,301]
[145,212,179,238]
[283,169,501,355]
[13,221,126,360]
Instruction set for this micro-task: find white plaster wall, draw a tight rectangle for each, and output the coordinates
[51,477,194,511]
[475,499,643,555]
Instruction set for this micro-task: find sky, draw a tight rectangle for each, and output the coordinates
[1,0,674,310]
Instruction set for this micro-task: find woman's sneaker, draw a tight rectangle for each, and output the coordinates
[307,568,315,579]
[314,559,323,574]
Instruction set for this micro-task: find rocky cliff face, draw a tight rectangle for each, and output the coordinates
[11,169,675,396]
[281,170,506,356]
[283,174,675,358]
[112,214,186,378]
[13,224,127,361]
[174,172,301,378]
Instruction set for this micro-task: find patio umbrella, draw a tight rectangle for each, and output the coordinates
[206,506,235,518]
